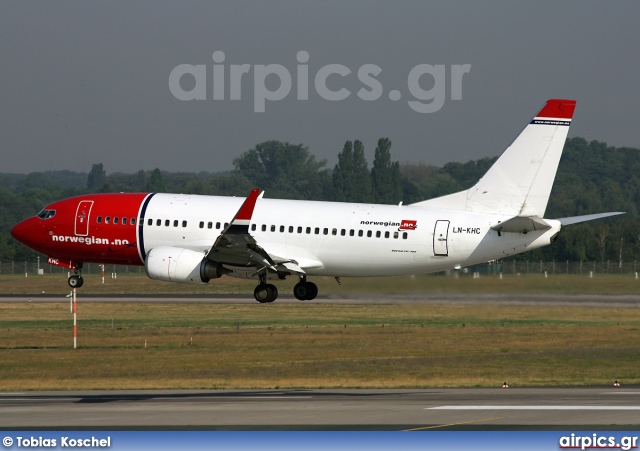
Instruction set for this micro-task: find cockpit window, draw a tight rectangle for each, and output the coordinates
[37,209,56,220]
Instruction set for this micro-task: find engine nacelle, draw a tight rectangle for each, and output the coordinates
[145,246,228,284]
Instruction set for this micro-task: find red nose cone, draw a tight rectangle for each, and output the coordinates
[11,217,46,251]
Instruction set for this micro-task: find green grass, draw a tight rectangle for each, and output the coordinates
[1,302,639,390]
[2,272,640,295]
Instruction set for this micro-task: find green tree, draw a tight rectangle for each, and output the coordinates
[351,140,372,203]
[333,140,373,203]
[233,141,329,200]
[146,168,166,192]
[332,141,355,202]
[371,138,401,204]
[87,163,106,191]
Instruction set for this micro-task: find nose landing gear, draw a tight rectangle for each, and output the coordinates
[67,262,84,288]
[68,275,84,288]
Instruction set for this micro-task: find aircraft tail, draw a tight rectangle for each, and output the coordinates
[412,99,576,217]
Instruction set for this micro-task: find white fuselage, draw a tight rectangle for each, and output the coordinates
[141,194,561,277]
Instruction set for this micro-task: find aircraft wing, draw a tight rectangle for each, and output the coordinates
[205,188,309,276]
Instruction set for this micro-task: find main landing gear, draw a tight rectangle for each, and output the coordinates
[293,277,318,301]
[67,263,84,288]
[252,274,318,303]
[253,272,278,303]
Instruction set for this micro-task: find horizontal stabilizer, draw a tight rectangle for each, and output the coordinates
[491,216,552,234]
[557,212,625,226]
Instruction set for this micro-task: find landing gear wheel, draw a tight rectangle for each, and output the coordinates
[254,283,278,303]
[305,282,318,300]
[68,275,84,288]
[293,282,308,300]
[293,281,318,301]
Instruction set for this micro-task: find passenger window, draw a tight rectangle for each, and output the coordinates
[224,222,229,228]
[182,220,187,227]
[97,216,102,223]
[199,221,204,229]
[131,218,136,225]
[289,226,293,233]
[402,232,408,239]
[332,228,337,235]
[106,217,111,224]
[350,229,354,236]
[315,227,320,235]
[367,231,372,238]
[384,231,389,238]
[251,224,256,231]
[358,230,363,237]
[323,228,328,235]
[114,217,119,225]
[262,224,267,232]
[271,225,276,232]
[376,231,381,238]
[306,227,311,234]
[341,229,346,236]
[148,219,153,226]
[156,219,161,226]
[165,220,170,227]
[216,222,221,229]
[122,218,128,225]
[394,232,399,239]
[208,222,213,229]
[280,225,285,233]
[297,226,303,233]
[174,220,179,227]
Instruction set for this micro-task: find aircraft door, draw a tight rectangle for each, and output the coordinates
[74,200,94,237]
[433,220,450,256]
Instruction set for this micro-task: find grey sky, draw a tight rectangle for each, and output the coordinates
[1,1,639,174]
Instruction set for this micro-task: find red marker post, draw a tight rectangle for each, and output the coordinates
[73,287,77,349]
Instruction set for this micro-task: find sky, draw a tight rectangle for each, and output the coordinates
[1,1,639,174]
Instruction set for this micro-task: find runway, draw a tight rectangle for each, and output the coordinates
[1,293,640,308]
[1,388,639,430]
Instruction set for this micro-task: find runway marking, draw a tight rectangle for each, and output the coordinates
[428,406,640,410]
[404,416,505,431]
[155,396,313,400]
[603,392,640,395]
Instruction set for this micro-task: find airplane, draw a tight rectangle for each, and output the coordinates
[11,99,623,303]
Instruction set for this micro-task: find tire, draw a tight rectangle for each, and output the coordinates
[254,284,278,303]
[293,282,308,301]
[68,275,83,288]
[265,284,278,303]
[254,284,271,303]
[305,281,318,300]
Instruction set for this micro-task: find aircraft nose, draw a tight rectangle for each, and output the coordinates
[11,220,28,244]
[11,217,46,250]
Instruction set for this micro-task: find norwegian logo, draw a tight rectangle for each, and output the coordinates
[399,220,418,231]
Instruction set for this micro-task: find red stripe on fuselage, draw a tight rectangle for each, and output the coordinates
[24,193,148,266]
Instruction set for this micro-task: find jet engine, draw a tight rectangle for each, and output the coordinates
[145,246,228,284]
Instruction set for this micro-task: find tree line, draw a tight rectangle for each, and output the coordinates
[1,137,638,265]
